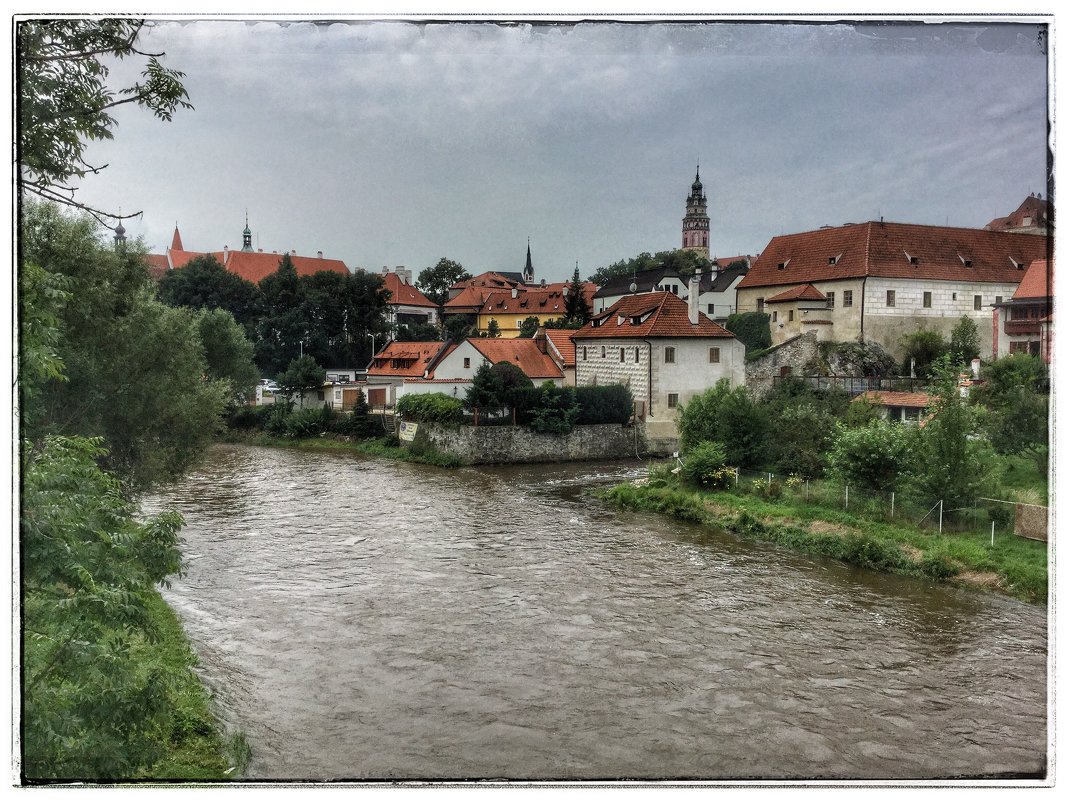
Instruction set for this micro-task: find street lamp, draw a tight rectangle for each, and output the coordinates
[367,332,377,358]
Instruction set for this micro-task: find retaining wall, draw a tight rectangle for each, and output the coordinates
[416,422,648,465]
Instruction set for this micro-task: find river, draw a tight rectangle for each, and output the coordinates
[143,444,1048,781]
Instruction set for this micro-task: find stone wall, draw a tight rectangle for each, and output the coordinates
[744,330,820,397]
[417,422,650,464]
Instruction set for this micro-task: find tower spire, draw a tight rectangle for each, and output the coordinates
[241,210,253,252]
[523,238,534,284]
[682,167,710,259]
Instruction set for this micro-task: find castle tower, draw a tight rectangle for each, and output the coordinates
[681,167,710,259]
[113,220,126,246]
[242,211,253,252]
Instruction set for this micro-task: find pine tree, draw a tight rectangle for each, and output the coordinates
[563,266,591,326]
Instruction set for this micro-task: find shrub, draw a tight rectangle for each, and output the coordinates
[827,420,914,494]
[677,379,768,467]
[396,392,464,425]
[284,405,333,438]
[528,382,580,434]
[680,441,730,488]
[724,311,771,355]
[264,403,292,435]
[750,476,783,499]
[227,404,272,431]
[575,384,633,425]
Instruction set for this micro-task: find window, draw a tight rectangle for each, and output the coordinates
[667,393,679,409]
[826,291,835,308]
[463,357,470,369]
[707,303,714,315]
[843,290,853,308]
[923,291,932,308]
[995,296,1003,305]
[772,310,778,322]
[756,298,765,313]
[665,347,676,364]
[601,346,606,358]
[635,348,640,363]
[788,310,795,322]
[974,295,982,311]
[910,256,919,265]
[709,347,720,364]
[317,390,325,401]
[886,290,896,307]
[582,347,587,361]
[620,348,625,362]
[952,292,957,301]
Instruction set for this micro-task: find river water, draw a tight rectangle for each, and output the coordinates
[143,444,1048,781]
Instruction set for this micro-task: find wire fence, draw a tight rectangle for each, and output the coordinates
[714,466,1049,542]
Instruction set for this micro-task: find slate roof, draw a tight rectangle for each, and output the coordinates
[593,267,678,299]
[738,222,1050,289]
[766,283,827,303]
[698,263,749,293]
[467,338,564,380]
[574,292,735,339]
[366,341,448,378]
[381,271,436,307]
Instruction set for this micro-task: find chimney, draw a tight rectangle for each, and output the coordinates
[258,248,263,253]
[511,287,518,299]
[535,328,547,353]
[540,278,546,287]
[688,269,701,325]
[381,266,390,275]
[317,250,323,259]
[291,249,297,256]
[223,245,228,256]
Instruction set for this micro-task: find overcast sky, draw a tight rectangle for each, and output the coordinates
[73,18,1049,284]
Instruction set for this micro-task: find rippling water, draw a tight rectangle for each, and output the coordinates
[143,444,1048,780]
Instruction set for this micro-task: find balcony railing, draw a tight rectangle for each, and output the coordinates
[772,375,928,395]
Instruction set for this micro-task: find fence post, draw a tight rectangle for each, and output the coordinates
[768,472,773,484]
[735,468,739,488]
[845,484,849,510]
[806,480,810,500]
[891,491,895,518]
[991,520,995,547]
[939,500,943,534]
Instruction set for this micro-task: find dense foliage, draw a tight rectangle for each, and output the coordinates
[416,257,470,309]
[396,393,465,425]
[827,420,914,493]
[901,329,947,378]
[157,255,261,333]
[677,379,768,467]
[589,248,712,286]
[948,316,981,366]
[724,312,772,356]
[575,384,634,425]
[277,355,327,408]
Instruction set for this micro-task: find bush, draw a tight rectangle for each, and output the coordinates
[724,311,771,355]
[227,404,272,431]
[827,420,914,494]
[529,382,580,434]
[575,384,633,425]
[750,476,783,499]
[680,441,731,488]
[677,379,768,467]
[284,405,333,438]
[264,403,292,435]
[397,392,464,425]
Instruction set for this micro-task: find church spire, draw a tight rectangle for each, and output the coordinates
[170,223,183,252]
[682,167,710,259]
[241,210,253,252]
[523,237,534,284]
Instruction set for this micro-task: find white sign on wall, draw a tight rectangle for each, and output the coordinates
[398,421,418,442]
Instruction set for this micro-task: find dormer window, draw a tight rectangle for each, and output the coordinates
[958,254,973,268]
[1010,257,1025,270]
[903,250,918,266]
[617,315,625,326]
[777,259,790,271]
[828,254,842,265]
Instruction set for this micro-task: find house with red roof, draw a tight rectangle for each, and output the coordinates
[573,279,744,438]
[379,267,439,331]
[364,340,451,407]
[765,283,835,346]
[736,221,1049,359]
[542,328,577,386]
[992,258,1053,363]
[854,390,932,425]
[985,193,1052,236]
[429,337,565,386]
[148,221,351,284]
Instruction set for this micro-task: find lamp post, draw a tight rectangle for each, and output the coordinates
[367,332,376,358]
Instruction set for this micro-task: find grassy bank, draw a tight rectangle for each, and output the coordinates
[134,591,246,780]
[220,430,463,468]
[602,479,1047,604]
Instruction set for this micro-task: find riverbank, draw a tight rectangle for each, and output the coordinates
[135,591,247,780]
[602,479,1048,604]
[219,430,463,468]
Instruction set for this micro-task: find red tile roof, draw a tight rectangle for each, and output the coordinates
[856,390,932,409]
[445,284,500,312]
[766,283,827,303]
[144,254,170,281]
[367,341,448,378]
[381,272,436,307]
[449,272,521,292]
[220,250,350,284]
[467,338,564,380]
[1012,258,1053,300]
[573,292,735,340]
[986,194,1051,233]
[738,222,1049,289]
[481,288,567,316]
[168,248,203,269]
[544,329,576,367]
[170,226,184,252]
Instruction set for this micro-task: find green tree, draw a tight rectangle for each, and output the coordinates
[22,436,185,780]
[948,316,981,367]
[767,403,836,478]
[908,359,993,507]
[988,387,1048,466]
[563,265,592,326]
[489,361,535,423]
[901,329,947,379]
[827,420,914,493]
[529,382,581,435]
[677,379,768,467]
[971,354,1048,409]
[396,322,442,342]
[300,269,390,367]
[157,254,261,333]
[17,19,192,224]
[196,308,260,404]
[444,314,478,342]
[278,355,326,409]
[254,254,307,375]
[486,319,502,338]
[589,248,711,286]
[417,257,470,309]
[724,312,772,356]
[465,362,506,421]
[517,316,541,338]
[20,202,228,489]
